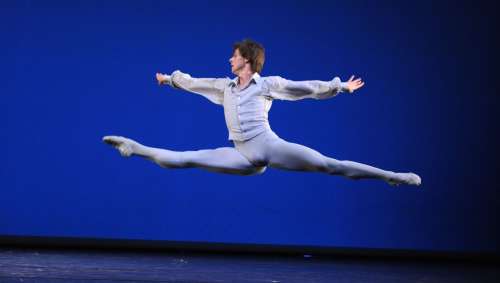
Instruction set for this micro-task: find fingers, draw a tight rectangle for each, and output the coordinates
[156,72,164,85]
[346,76,365,94]
[352,82,365,91]
[348,75,364,84]
[353,78,363,85]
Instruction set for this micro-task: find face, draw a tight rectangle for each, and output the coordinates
[229,48,248,74]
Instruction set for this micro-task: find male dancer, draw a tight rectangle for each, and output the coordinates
[103,39,421,186]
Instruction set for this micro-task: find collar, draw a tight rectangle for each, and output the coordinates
[229,72,261,86]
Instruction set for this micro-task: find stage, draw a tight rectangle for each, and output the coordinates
[0,246,497,282]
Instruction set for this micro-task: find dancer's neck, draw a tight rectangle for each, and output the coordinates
[237,69,254,90]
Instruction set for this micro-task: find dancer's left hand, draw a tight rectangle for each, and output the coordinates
[156,73,169,85]
[345,75,365,93]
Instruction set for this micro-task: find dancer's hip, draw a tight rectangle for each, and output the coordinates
[233,129,282,167]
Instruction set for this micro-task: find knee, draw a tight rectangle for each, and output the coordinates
[322,158,344,175]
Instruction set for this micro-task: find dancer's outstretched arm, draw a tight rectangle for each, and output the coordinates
[266,75,364,101]
[156,70,229,105]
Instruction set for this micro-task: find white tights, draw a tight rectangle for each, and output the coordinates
[128,130,401,183]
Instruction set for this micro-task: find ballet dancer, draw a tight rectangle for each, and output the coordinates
[103,39,421,186]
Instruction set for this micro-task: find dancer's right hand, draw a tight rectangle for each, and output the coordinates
[156,73,169,85]
[345,75,365,93]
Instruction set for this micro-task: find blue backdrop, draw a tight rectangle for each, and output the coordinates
[1,0,498,253]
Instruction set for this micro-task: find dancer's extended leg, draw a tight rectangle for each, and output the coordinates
[103,136,265,176]
[265,138,421,186]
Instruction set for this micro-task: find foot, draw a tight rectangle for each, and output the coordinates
[102,135,139,157]
[387,172,422,187]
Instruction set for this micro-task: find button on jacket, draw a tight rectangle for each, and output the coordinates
[166,70,349,141]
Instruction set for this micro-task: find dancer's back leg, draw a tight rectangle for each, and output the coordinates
[103,136,266,176]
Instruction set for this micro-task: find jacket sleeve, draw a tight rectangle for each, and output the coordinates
[165,70,227,105]
[265,75,349,101]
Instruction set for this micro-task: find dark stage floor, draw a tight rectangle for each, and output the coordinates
[0,246,498,282]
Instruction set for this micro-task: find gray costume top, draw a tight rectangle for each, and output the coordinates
[166,70,349,141]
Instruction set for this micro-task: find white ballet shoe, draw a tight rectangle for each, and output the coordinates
[405,172,422,186]
[102,135,135,157]
[387,172,422,187]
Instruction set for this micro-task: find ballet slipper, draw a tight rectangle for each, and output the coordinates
[102,135,135,157]
[387,172,422,187]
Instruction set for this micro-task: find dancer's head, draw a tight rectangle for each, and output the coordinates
[229,38,265,75]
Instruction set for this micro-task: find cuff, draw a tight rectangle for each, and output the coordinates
[168,70,182,88]
[340,82,349,93]
[330,77,344,94]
